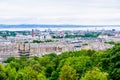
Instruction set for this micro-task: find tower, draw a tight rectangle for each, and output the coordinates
[18,43,30,57]
[32,29,34,37]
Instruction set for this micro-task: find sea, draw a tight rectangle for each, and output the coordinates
[0,25,120,31]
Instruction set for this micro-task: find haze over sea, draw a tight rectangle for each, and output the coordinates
[0,25,120,31]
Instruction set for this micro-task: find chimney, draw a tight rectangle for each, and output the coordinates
[32,29,34,37]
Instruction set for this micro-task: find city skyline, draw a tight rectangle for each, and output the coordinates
[0,0,120,25]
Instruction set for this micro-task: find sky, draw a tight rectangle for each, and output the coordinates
[0,0,120,25]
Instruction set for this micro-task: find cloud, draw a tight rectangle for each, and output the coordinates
[0,0,120,24]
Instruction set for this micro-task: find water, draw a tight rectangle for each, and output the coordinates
[0,27,120,31]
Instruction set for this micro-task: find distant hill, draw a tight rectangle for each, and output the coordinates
[0,24,120,28]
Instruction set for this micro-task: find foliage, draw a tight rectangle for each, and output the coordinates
[44,39,54,42]
[105,41,116,45]
[32,39,54,43]
[82,43,88,46]
[4,57,17,63]
[102,44,120,80]
[81,67,108,80]
[0,31,16,37]
[0,44,120,80]
[0,64,7,80]
[65,35,82,38]
[32,40,43,43]
[59,65,78,80]
[83,32,101,38]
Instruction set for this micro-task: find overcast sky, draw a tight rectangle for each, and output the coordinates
[0,0,120,25]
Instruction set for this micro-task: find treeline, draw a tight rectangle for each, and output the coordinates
[32,40,54,43]
[53,32,100,39]
[24,40,54,43]
[0,31,16,37]
[0,43,120,80]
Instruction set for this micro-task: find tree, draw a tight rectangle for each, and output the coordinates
[6,65,17,80]
[50,71,58,80]
[8,61,20,71]
[0,64,7,80]
[102,44,120,80]
[16,66,44,80]
[91,51,106,67]
[57,56,92,79]
[37,73,46,80]
[59,65,78,80]
[4,57,17,63]
[81,67,108,80]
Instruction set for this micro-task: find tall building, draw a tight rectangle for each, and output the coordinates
[32,29,34,37]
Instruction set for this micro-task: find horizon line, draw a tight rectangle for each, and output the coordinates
[0,24,120,26]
